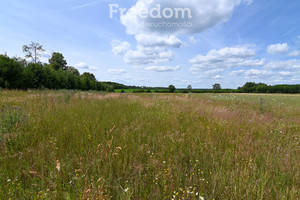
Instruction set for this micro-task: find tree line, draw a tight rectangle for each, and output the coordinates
[177,82,300,94]
[1,42,300,94]
[0,42,114,92]
[237,82,300,94]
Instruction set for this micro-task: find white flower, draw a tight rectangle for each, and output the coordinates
[124,187,129,192]
[163,161,166,164]
[199,196,205,200]
[7,179,11,182]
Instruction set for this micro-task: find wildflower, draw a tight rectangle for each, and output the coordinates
[199,196,205,200]
[124,188,129,192]
[56,160,61,172]
[7,179,11,182]
[163,161,166,164]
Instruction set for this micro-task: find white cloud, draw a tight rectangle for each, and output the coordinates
[190,46,265,72]
[279,71,294,77]
[267,43,290,55]
[124,45,173,66]
[40,51,52,63]
[107,69,126,75]
[135,34,183,48]
[193,69,224,79]
[111,41,131,56]
[245,69,274,78]
[289,50,300,57]
[263,59,300,71]
[144,65,180,72]
[121,0,252,35]
[189,36,198,44]
[230,70,245,76]
[214,75,222,79]
[75,62,98,71]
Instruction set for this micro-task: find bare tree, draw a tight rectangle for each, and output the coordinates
[22,42,45,63]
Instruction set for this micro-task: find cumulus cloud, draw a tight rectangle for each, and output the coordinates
[245,69,274,78]
[135,34,183,48]
[144,65,180,72]
[230,70,245,76]
[279,71,294,77]
[289,50,300,57]
[190,46,265,72]
[214,75,222,79]
[107,69,126,75]
[263,59,300,71]
[111,41,131,56]
[121,0,252,35]
[193,69,224,79]
[124,45,173,66]
[267,43,290,55]
[75,62,98,71]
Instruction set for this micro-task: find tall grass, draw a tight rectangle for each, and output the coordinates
[0,91,299,199]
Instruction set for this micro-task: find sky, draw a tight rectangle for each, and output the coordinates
[1,0,300,89]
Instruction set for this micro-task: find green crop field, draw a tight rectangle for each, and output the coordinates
[0,90,299,199]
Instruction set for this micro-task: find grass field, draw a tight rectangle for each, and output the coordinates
[0,90,299,199]
[114,89,156,93]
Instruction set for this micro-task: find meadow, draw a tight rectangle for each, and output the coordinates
[0,90,299,199]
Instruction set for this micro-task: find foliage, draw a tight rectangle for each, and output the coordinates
[81,72,96,82]
[103,82,129,89]
[22,42,45,63]
[0,55,24,89]
[0,54,112,92]
[213,83,221,90]
[238,82,300,94]
[49,52,67,71]
[168,85,176,93]
[66,66,80,76]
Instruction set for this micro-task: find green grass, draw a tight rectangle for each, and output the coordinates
[0,91,299,199]
[114,89,157,93]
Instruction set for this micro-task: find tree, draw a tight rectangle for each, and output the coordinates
[22,42,45,63]
[67,66,80,76]
[187,85,192,90]
[168,85,176,93]
[0,55,24,89]
[23,63,44,89]
[49,52,67,71]
[81,72,96,82]
[213,83,221,90]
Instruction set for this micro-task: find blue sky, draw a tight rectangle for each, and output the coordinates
[1,0,300,88]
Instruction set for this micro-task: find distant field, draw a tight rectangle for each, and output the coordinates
[0,91,299,199]
[114,89,157,93]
